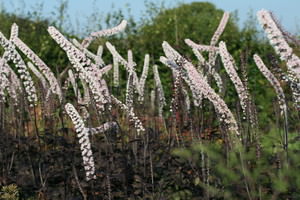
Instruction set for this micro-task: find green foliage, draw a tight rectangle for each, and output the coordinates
[173,130,300,199]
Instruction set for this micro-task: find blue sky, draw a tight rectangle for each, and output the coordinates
[1,0,299,34]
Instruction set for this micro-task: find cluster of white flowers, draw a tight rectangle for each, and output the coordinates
[48,27,94,72]
[113,55,120,87]
[138,54,150,102]
[72,39,105,68]
[258,9,300,77]
[95,45,104,67]
[150,90,155,110]
[65,103,96,181]
[0,60,9,102]
[106,42,128,66]
[153,65,166,117]
[209,12,229,67]
[9,22,18,40]
[3,61,22,105]
[160,56,202,106]
[71,55,110,112]
[11,23,62,102]
[0,59,22,105]
[257,10,300,77]
[257,9,300,108]
[0,32,37,106]
[106,42,141,94]
[162,41,239,137]
[192,48,223,93]
[182,87,191,111]
[125,50,137,111]
[111,95,145,135]
[185,39,219,52]
[81,20,127,48]
[253,54,287,116]
[99,64,112,76]
[27,62,48,90]
[106,42,151,104]
[68,69,79,99]
[169,71,181,113]
[48,26,111,113]
[89,121,118,135]
[210,12,230,46]
[184,12,230,93]
[219,41,249,117]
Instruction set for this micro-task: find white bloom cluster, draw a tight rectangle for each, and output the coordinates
[0,61,9,102]
[125,50,135,110]
[96,45,104,67]
[81,20,127,48]
[99,64,112,76]
[11,23,62,102]
[81,79,91,105]
[0,59,21,104]
[253,54,287,116]
[257,10,300,78]
[48,26,111,113]
[219,41,249,116]
[160,56,202,106]
[153,65,166,117]
[0,32,37,106]
[111,95,145,135]
[9,23,18,40]
[68,69,91,108]
[184,12,229,92]
[257,9,300,108]
[210,12,230,46]
[185,39,219,52]
[68,70,79,99]
[72,39,105,68]
[169,71,182,113]
[106,42,141,95]
[65,103,96,181]
[138,54,150,102]
[162,41,239,137]
[48,27,94,72]
[70,55,110,112]
[113,55,119,87]
[192,48,223,93]
[150,90,155,110]
[209,12,229,67]
[89,121,118,135]
[0,76,9,102]
[27,62,48,91]
[106,42,128,66]
[4,61,22,104]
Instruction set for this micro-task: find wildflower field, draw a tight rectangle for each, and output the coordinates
[1,1,300,199]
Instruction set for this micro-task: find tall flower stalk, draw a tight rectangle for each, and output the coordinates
[162,41,240,139]
[11,23,62,102]
[253,54,288,150]
[48,26,111,113]
[65,103,96,181]
[138,54,150,102]
[81,20,127,48]
[219,41,249,118]
[257,9,300,109]
[0,32,37,106]
[125,50,135,110]
[153,65,166,117]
